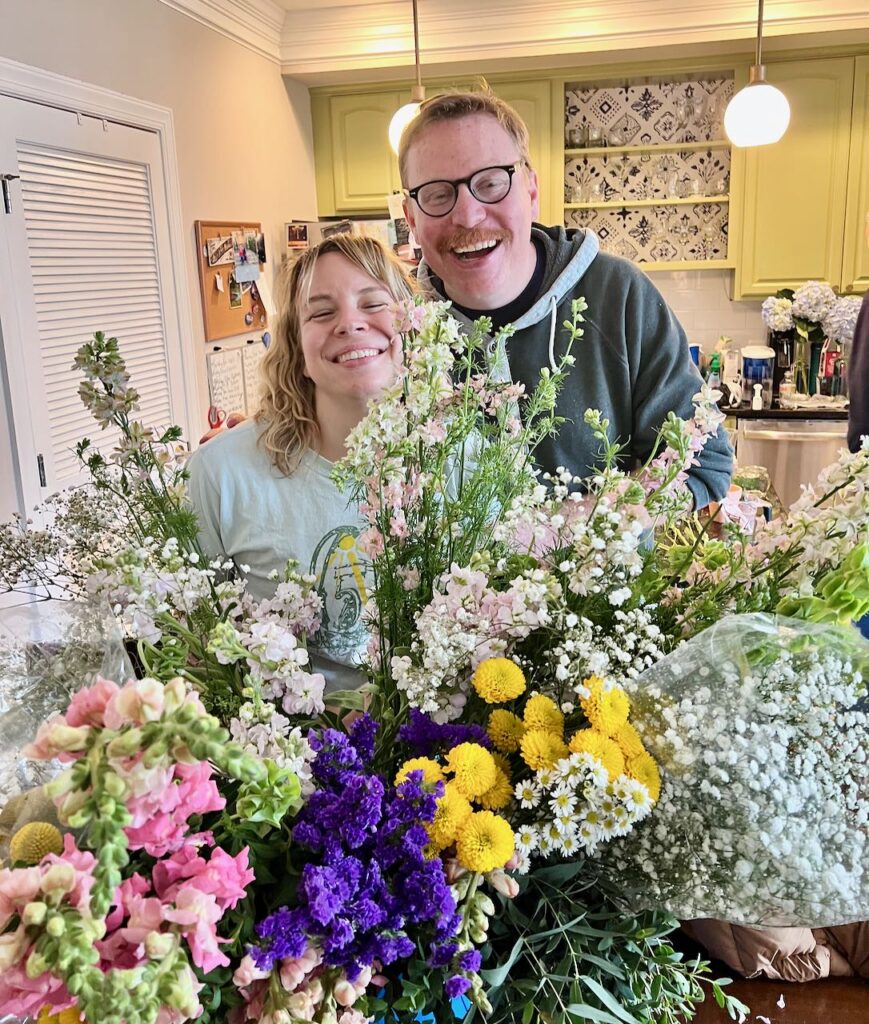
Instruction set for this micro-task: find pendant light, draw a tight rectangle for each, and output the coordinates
[388,0,425,154]
[724,0,790,147]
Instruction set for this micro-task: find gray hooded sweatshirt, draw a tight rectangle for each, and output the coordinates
[418,225,734,508]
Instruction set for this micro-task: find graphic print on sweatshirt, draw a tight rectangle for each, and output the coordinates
[309,525,372,664]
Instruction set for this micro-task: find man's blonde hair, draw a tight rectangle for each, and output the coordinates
[257,233,414,475]
[398,86,532,185]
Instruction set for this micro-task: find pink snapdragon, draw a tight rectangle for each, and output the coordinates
[153,845,254,910]
[65,675,120,726]
[125,761,225,856]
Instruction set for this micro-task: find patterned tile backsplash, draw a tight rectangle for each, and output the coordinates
[564,77,736,146]
[564,76,735,264]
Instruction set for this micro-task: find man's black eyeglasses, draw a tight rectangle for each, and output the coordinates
[406,163,522,218]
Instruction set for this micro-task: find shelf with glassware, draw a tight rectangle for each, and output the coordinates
[563,74,735,267]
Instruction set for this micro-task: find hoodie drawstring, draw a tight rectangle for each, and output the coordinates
[547,295,558,372]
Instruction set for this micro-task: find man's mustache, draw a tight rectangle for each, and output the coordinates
[438,228,510,257]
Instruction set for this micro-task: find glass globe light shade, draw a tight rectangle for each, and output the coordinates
[724,80,790,147]
[389,102,422,154]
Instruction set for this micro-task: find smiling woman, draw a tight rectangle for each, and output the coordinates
[186,235,415,692]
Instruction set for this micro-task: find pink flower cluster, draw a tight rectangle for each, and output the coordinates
[231,944,379,1024]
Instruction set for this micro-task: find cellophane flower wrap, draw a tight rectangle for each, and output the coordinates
[603,613,868,926]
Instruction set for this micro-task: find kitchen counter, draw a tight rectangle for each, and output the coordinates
[724,406,849,421]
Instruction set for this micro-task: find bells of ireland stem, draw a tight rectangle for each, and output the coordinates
[724,66,790,147]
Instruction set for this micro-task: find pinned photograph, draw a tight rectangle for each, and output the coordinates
[256,232,267,264]
[229,276,243,308]
[206,234,234,266]
[286,222,308,249]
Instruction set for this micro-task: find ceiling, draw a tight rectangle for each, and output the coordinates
[159,1,869,83]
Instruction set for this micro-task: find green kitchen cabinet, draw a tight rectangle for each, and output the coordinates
[312,90,404,215]
[733,57,856,297]
[841,55,869,293]
[311,78,553,220]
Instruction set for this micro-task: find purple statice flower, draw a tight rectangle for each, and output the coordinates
[350,713,378,761]
[430,942,459,968]
[398,708,492,756]
[249,724,461,982]
[445,975,472,999]
[458,949,482,972]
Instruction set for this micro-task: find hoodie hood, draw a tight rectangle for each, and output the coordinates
[416,225,600,330]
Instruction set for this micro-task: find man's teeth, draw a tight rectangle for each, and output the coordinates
[453,239,498,254]
[336,348,380,364]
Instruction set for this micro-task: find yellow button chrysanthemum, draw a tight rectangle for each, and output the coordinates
[10,822,63,865]
[471,657,527,704]
[522,694,564,734]
[445,743,498,799]
[627,751,661,803]
[479,767,513,811]
[519,729,569,772]
[487,709,525,753]
[613,721,645,760]
[395,757,445,788]
[568,728,626,781]
[580,676,630,737]
[455,810,515,873]
[37,1008,85,1024]
[428,782,473,851]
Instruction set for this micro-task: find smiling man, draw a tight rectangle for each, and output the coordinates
[399,89,733,509]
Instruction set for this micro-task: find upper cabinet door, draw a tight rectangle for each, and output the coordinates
[735,57,855,297]
[488,80,554,224]
[315,92,402,215]
[841,56,869,294]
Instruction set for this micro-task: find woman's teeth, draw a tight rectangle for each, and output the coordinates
[336,349,380,364]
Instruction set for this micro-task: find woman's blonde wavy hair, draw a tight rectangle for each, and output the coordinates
[257,233,415,475]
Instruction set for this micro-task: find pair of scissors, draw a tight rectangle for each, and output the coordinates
[207,405,226,429]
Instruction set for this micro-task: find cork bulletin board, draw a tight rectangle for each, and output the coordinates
[194,220,269,342]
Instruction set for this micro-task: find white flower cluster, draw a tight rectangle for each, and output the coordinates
[392,564,554,721]
[230,700,316,794]
[512,752,654,871]
[791,280,837,326]
[761,296,794,333]
[87,536,241,643]
[607,615,869,926]
[823,294,863,344]
[550,606,667,688]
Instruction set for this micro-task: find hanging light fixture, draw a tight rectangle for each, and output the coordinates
[388,0,425,154]
[724,0,790,147]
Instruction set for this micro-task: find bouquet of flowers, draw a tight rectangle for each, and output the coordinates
[1,300,867,1024]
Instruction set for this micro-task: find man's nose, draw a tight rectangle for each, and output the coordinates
[449,182,487,227]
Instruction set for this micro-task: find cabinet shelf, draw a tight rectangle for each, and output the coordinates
[564,139,731,158]
[565,195,729,210]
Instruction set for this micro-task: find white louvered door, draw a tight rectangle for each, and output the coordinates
[0,95,187,509]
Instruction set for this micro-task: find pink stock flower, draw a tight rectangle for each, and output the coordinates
[392,300,427,335]
[103,677,167,729]
[357,527,385,558]
[0,866,42,929]
[153,845,254,911]
[125,762,224,856]
[163,885,227,972]
[65,676,120,727]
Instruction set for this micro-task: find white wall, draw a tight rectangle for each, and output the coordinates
[0,0,317,484]
[648,269,765,360]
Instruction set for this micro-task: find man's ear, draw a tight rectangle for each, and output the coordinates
[525,165,540,221]
[403,195,417,235]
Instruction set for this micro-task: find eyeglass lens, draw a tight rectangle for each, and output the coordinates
[416,166,514,216]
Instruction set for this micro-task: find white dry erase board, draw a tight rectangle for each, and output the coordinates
[242,343,266,415]
[206,348,246,415]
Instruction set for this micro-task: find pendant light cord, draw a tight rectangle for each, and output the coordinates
[409,0,419,89]
[755,0,764,68]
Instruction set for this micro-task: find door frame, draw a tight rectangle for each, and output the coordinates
[0,56,198,509]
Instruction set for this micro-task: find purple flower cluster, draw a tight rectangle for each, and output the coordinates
[398,708,491,757]
[251,715,462,980]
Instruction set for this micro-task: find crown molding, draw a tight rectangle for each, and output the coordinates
[156,0,285,62]
[277,0,869,80]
